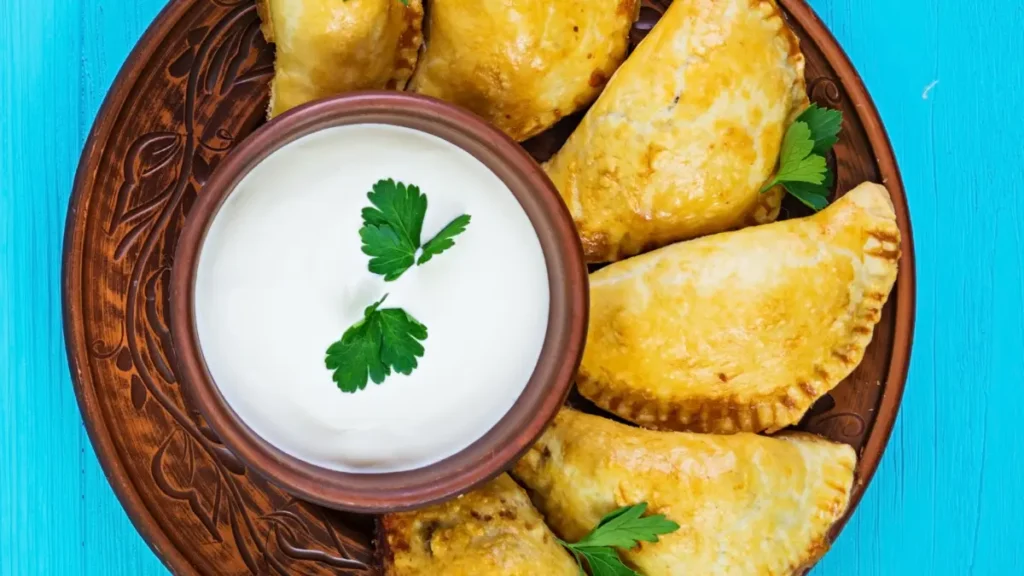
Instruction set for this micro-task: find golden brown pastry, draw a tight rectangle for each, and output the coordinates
[257,0,423,118]
[408,0,639,141]
[513,409,856,576]
[544,0,807,262]
[378,474,578,575]
[578,182,900,434]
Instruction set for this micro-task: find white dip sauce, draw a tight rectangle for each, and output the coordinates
[195,124,549,473]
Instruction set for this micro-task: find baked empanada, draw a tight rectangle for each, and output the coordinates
[578,182,900,434]
[378,474,578,575]
[513,409,856,576]
[257,0,423,118]
[544,0,807,262]
[408,0,639,141]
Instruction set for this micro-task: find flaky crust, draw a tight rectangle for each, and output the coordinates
[513,410,856,576]
[578,182,901,434]
[409,0,639,142]
[258,0,424,118]
[378,474,578,576]
[544,0,807,262]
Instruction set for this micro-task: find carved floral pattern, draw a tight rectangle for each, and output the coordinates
[83,3,372,574]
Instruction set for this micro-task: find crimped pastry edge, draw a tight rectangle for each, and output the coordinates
[776,432,858,572]
[513,412,859,574]
[386,0,424,92]
[578,183,901,434]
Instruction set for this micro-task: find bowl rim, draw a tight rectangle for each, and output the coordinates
[168,91,589,514]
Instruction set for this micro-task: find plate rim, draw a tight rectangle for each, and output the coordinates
[64,1,198,571]
[62,0,917,573]
[783,0,916,537]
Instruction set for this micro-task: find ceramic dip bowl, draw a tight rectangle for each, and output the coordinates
[169,92,588,513]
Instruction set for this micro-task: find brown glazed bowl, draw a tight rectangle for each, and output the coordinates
[169,91,588,514]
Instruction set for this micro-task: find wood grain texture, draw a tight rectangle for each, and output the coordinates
[810,0,1024,574]
[0,1,167,574]
[0,1,1020,576]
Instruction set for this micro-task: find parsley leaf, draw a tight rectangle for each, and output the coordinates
[576,547,640,576]
[363,179,427,249]
[558,503,679,576]
[784,184,830,211]
[760,105,843,212]
[324,295,427,393]
[418,215,472,265]
[784,169,834,211]
[324,297,389,393]
[377,308,428,375]
[760,121,827,192]
[360,179,426,281]
[360,224,416,281]
[573,503,680,549]
[359,179,471,279]
[798,103,843,155]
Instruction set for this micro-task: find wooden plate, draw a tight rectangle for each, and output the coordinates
[64,1,915,574]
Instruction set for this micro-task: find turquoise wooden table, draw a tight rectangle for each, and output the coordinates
[2,0,1021,574]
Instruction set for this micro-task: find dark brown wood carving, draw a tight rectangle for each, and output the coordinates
[64,0,915,574]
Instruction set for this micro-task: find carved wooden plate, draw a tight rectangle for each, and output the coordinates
[64,1,915,574]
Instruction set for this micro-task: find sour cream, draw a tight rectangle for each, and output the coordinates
[194,124,550,473]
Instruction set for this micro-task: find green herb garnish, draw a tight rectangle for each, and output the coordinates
[418,214,472,265]
[558,503,680,576]
[760,104,843,211]
[799,103,843,155]
[324,295,427,394]
[360,179,471,281]
[329,178,469,392]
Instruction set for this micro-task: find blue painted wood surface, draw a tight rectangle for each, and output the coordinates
[0,0,1020,573]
